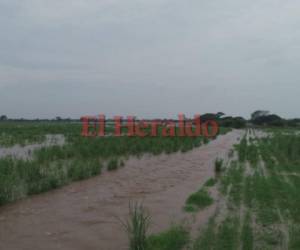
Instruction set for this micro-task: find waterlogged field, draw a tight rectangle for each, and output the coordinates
[0,122,80,147]
[1,123,299,250]
[181,128,300,250]
[122,128,300,250]
[0,122,229,205]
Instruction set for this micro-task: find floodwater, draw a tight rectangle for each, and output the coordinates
[0,130,243,250]
[0,134,65,160]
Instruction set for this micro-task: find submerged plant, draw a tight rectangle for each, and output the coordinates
[204,178,217,187]
[121,202,151,250]
[185,188,213,211]
[107,158,119,171]
[215,158,223,173]
[146,225,189,250]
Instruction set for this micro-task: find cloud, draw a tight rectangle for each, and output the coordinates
[0,0,300,118]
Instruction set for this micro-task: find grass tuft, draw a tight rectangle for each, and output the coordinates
[122,202,151,250]
[214,158,223,174]
[204,178,217,187]
[107,158,119,171]
[185,188,213,212]
[147,225,189,250]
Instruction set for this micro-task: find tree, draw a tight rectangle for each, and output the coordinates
[220,116,246,128]
[0,115,7,121]
[216,112,225,119]
[201,113,218,122]
[252,113,284,126]
[251,110,269,121]
[287,119,300,127]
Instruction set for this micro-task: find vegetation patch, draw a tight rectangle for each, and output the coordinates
[0,123,232,205]
[214,158,223,174]
[204,178,217,187]
[185,188,213,212]
[147,226,189,250]
[107,158,119,171]
[122,203,151,250]
[193,129,300,250]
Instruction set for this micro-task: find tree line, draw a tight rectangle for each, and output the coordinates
[0,111,299,128]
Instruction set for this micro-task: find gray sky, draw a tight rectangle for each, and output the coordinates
[0,0,300,119]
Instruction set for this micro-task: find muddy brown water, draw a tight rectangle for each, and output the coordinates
[0,130,243,250]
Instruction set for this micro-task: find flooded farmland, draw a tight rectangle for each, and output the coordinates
[0,130,242,250]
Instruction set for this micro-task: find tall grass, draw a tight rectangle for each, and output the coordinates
[0,157,102,205]
[0,122,81,147]
[194,129,300,250]
[147,225,189,250]
[122,202,151,250]
[214,158,223,174]
[107,158,119,171]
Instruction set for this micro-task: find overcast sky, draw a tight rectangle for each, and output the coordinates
[0,0,299,119]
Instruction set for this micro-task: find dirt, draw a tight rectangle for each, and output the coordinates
[0,130,243,250]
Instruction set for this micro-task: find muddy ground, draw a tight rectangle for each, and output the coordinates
[0,130,243,250]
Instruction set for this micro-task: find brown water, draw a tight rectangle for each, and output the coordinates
[0,130,243,250]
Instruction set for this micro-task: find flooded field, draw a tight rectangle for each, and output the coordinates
[2,0,300,249]
[0,127,241,250]
[0,125,300,250]
[0,134,65,160]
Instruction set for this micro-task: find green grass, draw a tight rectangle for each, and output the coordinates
[184,188,213,212]
[193,216,240,250]
[235,135,247,162]
[193,218,216,250]
[241,213,254,250]
[68,159,102,181]
[122,203,151,250]
[107,158,119,171]
[214,158,223,174]
[204,178,217,187]
[120,159,125,167]
[122,204,189,250]
[289,225,300,249]
[0,157,102,204]
[214,217,239,250]
[34,132,205,162]
[193,128,300,249]
[0,122,81,147]
[147,226,189,250]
